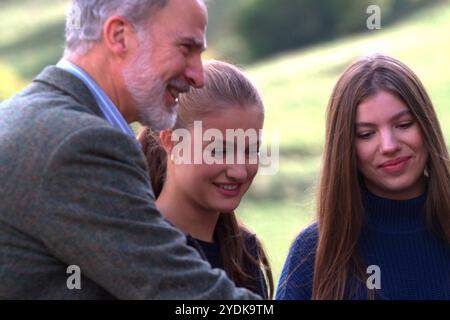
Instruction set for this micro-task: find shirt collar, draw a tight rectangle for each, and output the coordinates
[56,59,135,138]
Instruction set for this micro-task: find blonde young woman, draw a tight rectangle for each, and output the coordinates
[277,54,450,300]
[139,60,273,299]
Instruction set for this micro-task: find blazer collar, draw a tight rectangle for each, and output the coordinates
[33,66,104,118]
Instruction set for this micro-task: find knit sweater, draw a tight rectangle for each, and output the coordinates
[276,189,450,300]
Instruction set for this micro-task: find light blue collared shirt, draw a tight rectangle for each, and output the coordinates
[56,59,135,138]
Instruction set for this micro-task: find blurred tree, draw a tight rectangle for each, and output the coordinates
[205,0,255,63]
[236,0,444,61]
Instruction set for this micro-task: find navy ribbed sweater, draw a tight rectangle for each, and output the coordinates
[276,190,450,300]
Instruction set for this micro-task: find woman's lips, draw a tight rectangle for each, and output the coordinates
[213,183,241,197]
[379,156,412,174]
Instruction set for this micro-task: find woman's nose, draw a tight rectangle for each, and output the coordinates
[379,131,401,155]
[226,164,248,181]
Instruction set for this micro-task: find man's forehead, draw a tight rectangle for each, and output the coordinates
[154,0,208,34]
[162,0,208,18]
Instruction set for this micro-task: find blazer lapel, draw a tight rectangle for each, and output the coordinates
[33,66,104,119]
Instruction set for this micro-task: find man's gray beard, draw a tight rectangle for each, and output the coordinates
[138,99,177,131]
[123,54,177,131]
[133,76,177,131]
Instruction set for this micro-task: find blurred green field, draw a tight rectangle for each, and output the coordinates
[1,0,450,295]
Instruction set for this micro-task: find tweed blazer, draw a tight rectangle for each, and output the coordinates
[0,66,260,300]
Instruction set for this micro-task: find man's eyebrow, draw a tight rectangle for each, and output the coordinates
[181,36,207,52]
[356,110,411,128]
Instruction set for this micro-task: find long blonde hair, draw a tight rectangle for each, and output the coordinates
[139,60,273,298]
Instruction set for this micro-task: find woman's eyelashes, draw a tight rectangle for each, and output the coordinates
[356,120,415,140]
[208,145,260,161]
[356,131,375,140]
[397,121,414,129]
[210,149,259,157]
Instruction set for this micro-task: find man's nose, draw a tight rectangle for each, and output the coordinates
[185,55,205,89]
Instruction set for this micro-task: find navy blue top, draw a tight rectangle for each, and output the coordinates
[187,234,268,299]
[276,189,450,300]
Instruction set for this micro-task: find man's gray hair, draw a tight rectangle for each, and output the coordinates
[65,0,169,56]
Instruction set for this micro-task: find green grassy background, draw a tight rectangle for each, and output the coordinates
[1,0,450,293]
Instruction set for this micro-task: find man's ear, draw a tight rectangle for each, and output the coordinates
[159,130,174,154]
[102,16,138,57]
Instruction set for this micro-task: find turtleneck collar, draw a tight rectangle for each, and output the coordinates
[361,185,428,233]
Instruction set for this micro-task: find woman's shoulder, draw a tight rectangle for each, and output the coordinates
[275,222,318,300]
[242,231,258,248]
[291,222,319,253]
[237,228,260,254]
[235,229,269,299]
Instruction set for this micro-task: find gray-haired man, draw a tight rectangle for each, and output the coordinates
[0,0,261,299]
